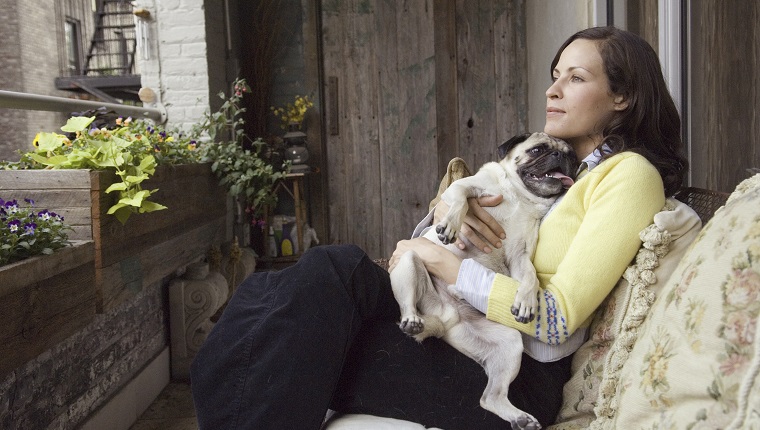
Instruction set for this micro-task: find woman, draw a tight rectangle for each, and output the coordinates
[191,26,687,429]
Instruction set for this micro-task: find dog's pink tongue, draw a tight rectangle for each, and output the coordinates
[549,172,575,189]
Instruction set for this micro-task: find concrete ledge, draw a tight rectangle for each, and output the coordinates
[80,347,170,430]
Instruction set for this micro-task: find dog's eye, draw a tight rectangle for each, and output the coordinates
[530,147,543,155]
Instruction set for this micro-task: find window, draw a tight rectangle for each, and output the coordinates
[65,18,82,75]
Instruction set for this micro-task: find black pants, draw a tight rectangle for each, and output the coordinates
[191,245,571,430]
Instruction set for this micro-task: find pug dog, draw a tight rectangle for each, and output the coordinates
[390,132,578,429]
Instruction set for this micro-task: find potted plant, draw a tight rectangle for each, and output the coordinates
[0,198,72,266]
[193,78,290,246]
[0,113,227,312]
[0,197,95,377]
[271,95,314,171]
[4,113,202,224]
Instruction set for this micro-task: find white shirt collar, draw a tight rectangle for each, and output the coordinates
[577,144,612,175]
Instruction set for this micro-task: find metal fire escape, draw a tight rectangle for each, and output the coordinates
[55,0,140,103]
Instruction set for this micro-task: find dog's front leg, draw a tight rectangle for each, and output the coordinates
[509,250,540,323]
[389,251,431,335]
[436,173,490,244]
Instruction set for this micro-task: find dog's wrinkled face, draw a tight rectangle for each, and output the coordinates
[497,132,579,197]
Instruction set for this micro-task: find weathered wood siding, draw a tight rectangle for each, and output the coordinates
[0,242,95,378]
[321,0,527,259]
[689,0,760,192]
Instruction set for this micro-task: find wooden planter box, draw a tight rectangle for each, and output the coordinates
[0,163,229,312]
[0,241,96,377]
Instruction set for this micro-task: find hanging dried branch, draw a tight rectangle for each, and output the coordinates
[239,0,294,143]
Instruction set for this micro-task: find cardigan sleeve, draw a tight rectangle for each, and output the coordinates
[484,153,665,344]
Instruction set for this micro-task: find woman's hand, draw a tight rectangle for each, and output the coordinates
[389,237,462,284]
[434,195,506,253]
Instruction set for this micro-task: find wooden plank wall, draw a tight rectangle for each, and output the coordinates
[321,0,527,259]
[689,0,760,192]
[0,242,96,378]
[0,169,95,240]
[626,0,658,52]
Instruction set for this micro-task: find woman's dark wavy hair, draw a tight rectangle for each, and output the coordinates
[550,26,688,196]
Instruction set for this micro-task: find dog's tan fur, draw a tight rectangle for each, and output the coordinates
[390,132,578,429]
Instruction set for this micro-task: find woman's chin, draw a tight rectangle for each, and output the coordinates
[543,124,568,140]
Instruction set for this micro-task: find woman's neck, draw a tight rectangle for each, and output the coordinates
[570,137,602,161]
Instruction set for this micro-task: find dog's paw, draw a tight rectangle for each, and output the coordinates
[511,305,535,324]
[512,279,539,323]
[511,293,538,324]
[399,315,424,335]
[435,223,457,245]
[509,413,541,430]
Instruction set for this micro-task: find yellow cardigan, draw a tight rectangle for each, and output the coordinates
[486,152,665,345]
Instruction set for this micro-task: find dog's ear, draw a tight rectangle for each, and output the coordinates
[497,133,532,159]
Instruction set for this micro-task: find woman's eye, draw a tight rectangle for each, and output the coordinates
[571,75,584,82]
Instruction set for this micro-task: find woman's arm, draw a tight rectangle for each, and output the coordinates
[389,237,462,283]
[392,193,508,279]
[487,153,666,343]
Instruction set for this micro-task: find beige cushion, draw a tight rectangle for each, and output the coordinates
[601,174,760,429]
[428,157,472,211]
[551,198,703,429]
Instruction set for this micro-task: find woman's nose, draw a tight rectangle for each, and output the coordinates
[546,81,560,99]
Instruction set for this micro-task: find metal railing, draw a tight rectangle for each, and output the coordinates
[0,90,166,123]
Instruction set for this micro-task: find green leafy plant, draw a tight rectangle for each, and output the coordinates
[194,78,289,218]
[2,116,200,224]
[0,198,71,266]
[1,78,286,226]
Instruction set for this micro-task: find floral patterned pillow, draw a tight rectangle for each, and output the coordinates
[604,174,760,429]
[550,199,702,429]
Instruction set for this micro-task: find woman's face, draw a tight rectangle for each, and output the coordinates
[545,38,628,159]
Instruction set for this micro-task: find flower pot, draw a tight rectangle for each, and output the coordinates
[0,241,95,377]
[0,163,229,313]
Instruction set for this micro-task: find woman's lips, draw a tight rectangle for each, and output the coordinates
[546,107,565,118]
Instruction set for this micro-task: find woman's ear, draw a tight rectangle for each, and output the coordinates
[613,95,629,111]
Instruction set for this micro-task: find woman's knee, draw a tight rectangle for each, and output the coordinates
[299,244,366,267]
[296,244,394,319]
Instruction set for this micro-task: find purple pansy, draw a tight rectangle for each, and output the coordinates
[4,199,19,214]
[7,219,20,233]
[23,222,37,235]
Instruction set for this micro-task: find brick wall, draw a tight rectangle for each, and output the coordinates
[0,0,67,162]
[18,0,70,152]
[0,0,83,160]
[0,0,26,161]
[136,0,218,133]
